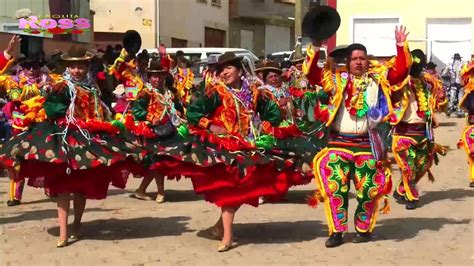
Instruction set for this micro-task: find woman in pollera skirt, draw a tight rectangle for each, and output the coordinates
[0,46,140,247]
[179,52,303,252]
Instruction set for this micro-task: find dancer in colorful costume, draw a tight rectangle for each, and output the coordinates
[0,35,56,206]
[304,5,412,248]
[171,51,194,105]
[260,60,327,188]
[391,49,448,210]
[125,58,186,203]
[457,60,474,187]
[182,52,308,252]
[0,46,139,247]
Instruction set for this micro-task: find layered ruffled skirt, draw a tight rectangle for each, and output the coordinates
[0,121,141,199]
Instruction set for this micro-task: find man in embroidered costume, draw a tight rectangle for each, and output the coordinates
[390,49,448,210]
[457,60,474,187]
[305,9,411,246]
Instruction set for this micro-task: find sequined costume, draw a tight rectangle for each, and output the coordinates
[305,41,411,235]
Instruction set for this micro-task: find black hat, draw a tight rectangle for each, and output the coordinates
[147,59,167,73]
[302,5,341,42]
[215,52,243,73]
[61,46,94,61]
[137,51,150,62]
[329,45,348,59]
[426,61,437,70]
[18,52,45,68]
[453,53,462,60]
[411,49,426,66]
[346,43,367,58]
[122,30,142,56]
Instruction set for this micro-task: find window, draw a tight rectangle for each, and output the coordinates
[196,0,207,3]
[211,0,221,7]
[352,18,400,57]
[205,27,226,47]
[171,38,188,48]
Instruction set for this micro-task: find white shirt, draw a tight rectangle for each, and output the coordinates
[401,91,426,124]
[331,77,379,134]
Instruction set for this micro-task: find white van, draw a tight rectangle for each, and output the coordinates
[140,47,258,84]
[140,47,259,63]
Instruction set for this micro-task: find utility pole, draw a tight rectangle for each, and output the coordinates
[295,0,302,43]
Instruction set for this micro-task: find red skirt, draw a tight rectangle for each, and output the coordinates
[189,162,301,207]
[19,158,136,200]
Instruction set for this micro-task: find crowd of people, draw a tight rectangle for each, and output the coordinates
[0,7,473,252]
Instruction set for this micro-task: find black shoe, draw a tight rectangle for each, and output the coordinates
[6,199,21,207]
[405,200,418,210]
[353,232,372,243]
[469,182,474,188]
[325,233,343,248]
[392,190,406,204]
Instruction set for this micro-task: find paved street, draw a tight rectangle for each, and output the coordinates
[1,114,473,265]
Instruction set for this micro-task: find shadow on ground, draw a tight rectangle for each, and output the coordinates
[47,216,193,240]
[0,207,115,225]
[419,188,474,207]
[375,217,471,242]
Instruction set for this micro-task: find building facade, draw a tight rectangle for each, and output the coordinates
[229,0,296,57]
[91,0,229,50]
[335,0,474,70]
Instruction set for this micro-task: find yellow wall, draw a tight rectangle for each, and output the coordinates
[336,0,474,54]
[91,0,157,48]
[159,0,229,48]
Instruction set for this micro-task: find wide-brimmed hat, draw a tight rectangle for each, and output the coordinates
[290,42,305,64]
[147,59,167,73]
[453,53,462,60]
[259,60,282,74]
[329,45,348,59]
[123,30,142,56]
[426,61,437,70]
[302,5,341,42]
[207,54,220,66]
[215,52,243,73]
[60,46,94,61]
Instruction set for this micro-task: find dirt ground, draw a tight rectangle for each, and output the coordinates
[0,113,473,265]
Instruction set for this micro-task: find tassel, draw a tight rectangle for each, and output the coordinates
[427,170,435,182]
[434,143,449,156]
[457,139,464,149]
[379,196,390,214]
[306,190,323,208]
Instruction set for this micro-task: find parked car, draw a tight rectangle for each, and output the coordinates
[140,48,258,85]
[269,51,293,63]
[140,47,258,63]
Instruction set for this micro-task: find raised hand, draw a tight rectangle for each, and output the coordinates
[395,25,409,44]
[5,35,21,57]
[159,43,166,55]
